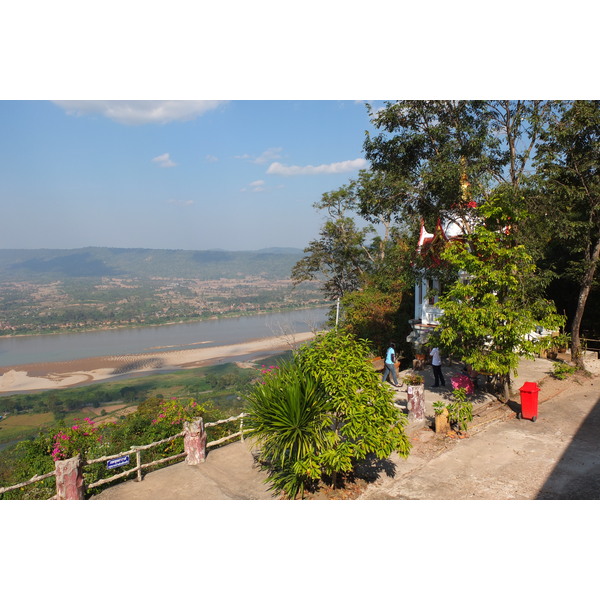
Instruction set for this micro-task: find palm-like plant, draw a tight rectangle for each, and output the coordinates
[246,363,332,498]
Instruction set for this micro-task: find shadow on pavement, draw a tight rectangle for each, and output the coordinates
[536,394,600,499]
[352,454,397,484]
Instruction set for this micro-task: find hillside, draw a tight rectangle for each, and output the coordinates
[0,247,305,282]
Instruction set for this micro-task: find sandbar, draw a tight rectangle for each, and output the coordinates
[0,331,316,393]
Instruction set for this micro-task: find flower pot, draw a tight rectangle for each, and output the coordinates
[434,408,450,434]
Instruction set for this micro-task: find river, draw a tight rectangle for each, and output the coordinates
[0,307,329,368]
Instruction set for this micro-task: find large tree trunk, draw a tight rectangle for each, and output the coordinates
[571,237,600,369]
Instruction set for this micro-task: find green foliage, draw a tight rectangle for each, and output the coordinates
[50,417,102,461]
[245,363,332,498]
[246,330,411,498]
[435,197,565,397]
[364,100,500,225]
[151,397,211,427]
[552,362,577,380]
[446,387,473,431]
[341,286,411,358]
[403,373,424,386]
[432,401,446,416]
[291,189,372,300]
[296,331,411,474]
[533,100,600,361]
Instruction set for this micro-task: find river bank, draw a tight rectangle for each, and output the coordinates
[0,331,316,394]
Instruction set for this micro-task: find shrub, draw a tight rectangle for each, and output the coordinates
[245,330,411,497]
[552,362,577,380]
[245,362,332,498]
[51,418,102,461]
[446,387,473,431]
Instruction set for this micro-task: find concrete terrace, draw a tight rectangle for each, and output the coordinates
[91,353,600,500]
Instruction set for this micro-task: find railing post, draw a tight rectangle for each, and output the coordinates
[131,447,143,481]
[55,455,85,500]
[184,418,207,465]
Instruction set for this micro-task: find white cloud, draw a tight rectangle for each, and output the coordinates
[253,147,283,164]
[53,100,226,125]
[235,147,283,164]
[242,180,266,193]
[205,154,219,163]
[152,153,176,168]
[266,158,368,176]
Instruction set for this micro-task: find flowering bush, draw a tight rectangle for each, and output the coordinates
[51,418,102,461]
[451,374,474,394]
[151,397,210,427]
[258,364,279,383]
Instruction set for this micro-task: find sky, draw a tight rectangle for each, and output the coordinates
[0,100,388,252]
[2,5,595,256]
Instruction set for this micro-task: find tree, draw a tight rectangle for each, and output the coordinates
[291,182,376,301]
[292,169,417,344]
[364,100,500,231]
[340,232,415,357]
[434,197,565,400]
[533,100,600,367]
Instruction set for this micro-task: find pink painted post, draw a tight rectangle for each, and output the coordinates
[55,455,85,500]
[184,418,207,465]
[407,384,425,421]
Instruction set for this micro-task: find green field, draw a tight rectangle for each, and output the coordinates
[0,412,55,444]
[0,353,291,447]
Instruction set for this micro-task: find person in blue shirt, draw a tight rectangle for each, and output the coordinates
[382,342,400,387]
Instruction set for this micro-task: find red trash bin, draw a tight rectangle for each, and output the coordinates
[518,381,540,421]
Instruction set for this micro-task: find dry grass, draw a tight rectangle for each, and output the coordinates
[0,411,55,444]
[0,412,54,428]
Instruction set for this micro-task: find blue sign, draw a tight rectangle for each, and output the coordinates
[107,455,130,469]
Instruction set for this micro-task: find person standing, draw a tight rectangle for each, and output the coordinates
[430,346,445,387]
[382,342,399,387]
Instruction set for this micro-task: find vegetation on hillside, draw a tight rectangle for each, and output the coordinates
[0,362,264,499]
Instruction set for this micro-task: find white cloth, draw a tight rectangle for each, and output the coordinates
[430,347,442,366]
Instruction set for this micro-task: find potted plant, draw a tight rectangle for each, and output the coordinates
[403,373,424,386]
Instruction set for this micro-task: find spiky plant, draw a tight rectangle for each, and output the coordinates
[246,363,332,498]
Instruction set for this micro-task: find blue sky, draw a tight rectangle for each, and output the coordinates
[1,6,593,254]
[0,100,385,251]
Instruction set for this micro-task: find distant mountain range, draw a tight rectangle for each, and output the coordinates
[0,247,305,282]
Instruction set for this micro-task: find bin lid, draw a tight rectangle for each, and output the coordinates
[519,381,540,392]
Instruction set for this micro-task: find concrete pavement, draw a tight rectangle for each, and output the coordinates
[91,354,600,500]
[363,364,600,500]
[90,437,276,500]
